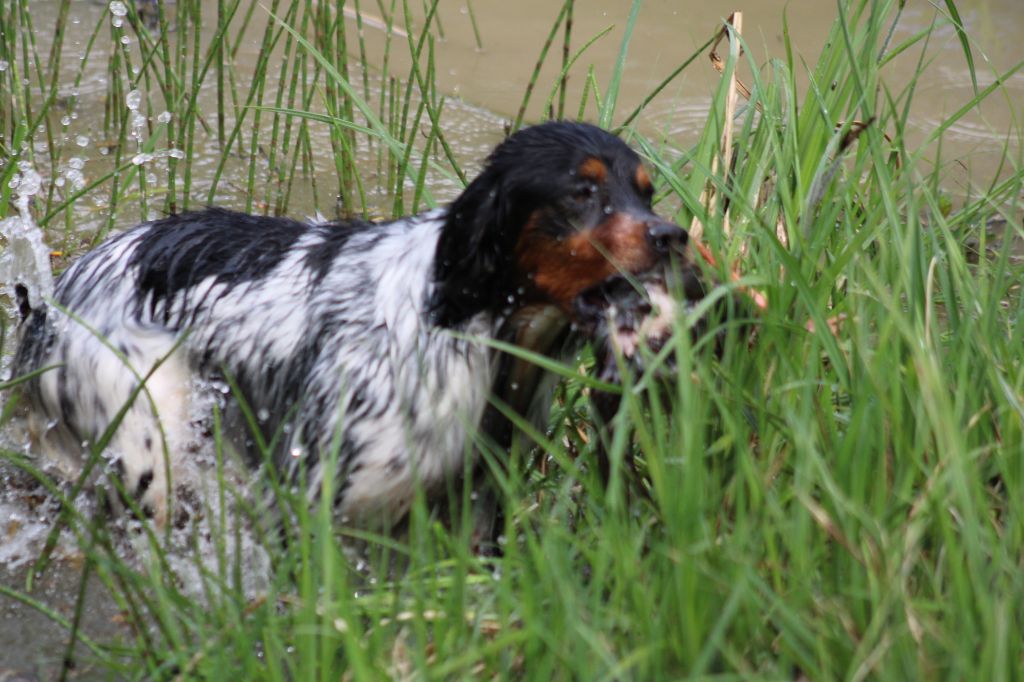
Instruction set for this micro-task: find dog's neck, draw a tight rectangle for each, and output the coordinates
[479,304,573,451]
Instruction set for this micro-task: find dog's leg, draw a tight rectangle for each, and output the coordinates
[100,329,193,526]
[31,324,191,526]
[590,382,623,489]
[473,308,569,552]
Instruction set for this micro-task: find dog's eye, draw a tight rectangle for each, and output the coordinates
[574,182,598,202]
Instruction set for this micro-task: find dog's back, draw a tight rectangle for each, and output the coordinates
[14,207,496,526]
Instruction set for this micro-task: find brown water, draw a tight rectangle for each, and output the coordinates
[3,0,1021,231]
[383,0,1023,192]
[0,0,1021,676]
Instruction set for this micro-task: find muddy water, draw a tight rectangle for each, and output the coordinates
[2,1,1020,231]
[388,0,1023,192]
[1,0,1021,677]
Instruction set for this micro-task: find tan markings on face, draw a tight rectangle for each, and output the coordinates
[635,165,653,195]
[516,211,658,310]
[578,157,608,184]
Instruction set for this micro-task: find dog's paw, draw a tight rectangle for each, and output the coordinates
[95,446,170,528]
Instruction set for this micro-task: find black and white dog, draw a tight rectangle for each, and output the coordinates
[13,122,693,527]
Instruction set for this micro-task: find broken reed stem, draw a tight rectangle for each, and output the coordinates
[689,12,769,311]
[719,11,741,240]
[690,11,743,242]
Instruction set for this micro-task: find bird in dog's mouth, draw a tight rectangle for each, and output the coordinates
[572,261,715,383]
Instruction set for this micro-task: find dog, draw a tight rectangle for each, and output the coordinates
[12,121,693,528]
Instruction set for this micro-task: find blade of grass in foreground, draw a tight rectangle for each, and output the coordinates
[598,0,642,129]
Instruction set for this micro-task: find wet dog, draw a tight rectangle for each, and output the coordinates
[12,121,693,527]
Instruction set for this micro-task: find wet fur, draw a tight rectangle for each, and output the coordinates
[12,122,688,527]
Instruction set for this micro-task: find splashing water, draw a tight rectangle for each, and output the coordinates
[1,163,55,316]
[110,1,127,27]
[125,88,141,111]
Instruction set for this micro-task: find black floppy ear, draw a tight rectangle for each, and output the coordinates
[431,171,516,327]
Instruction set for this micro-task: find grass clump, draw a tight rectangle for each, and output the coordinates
[1,0,1023,679]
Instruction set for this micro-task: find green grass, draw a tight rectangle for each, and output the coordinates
[2,0,1023,678]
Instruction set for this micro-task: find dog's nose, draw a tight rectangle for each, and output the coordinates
[646,221,688,255]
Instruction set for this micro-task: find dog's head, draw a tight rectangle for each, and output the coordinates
[431,121,688,327]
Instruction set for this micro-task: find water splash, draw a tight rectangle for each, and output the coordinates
[0,500,54,571]
[0,163,55,316]
[110,0,127,27]
[125,89,141,111]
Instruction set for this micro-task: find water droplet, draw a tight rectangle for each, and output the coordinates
[156,110,172,123]
[60,115,71,127]
[109,1,128,16]
[120,36,132,46]
[0,61,8,72]
[65,168,85,191]
[257,408,270,422]
[125,89,141,111]
[75,135,89,147]
[131,152,153,166]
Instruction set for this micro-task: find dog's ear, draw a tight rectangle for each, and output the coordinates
[431,170,517,327]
